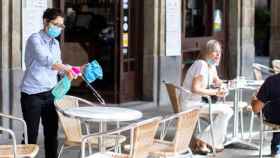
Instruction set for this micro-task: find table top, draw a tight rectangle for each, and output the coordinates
[245,80,264,86]
[227,79,264,90]
[60,106,143,122]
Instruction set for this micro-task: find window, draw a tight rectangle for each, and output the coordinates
[184,0,213,37]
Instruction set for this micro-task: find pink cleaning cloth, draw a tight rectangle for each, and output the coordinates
[71,66,81,75]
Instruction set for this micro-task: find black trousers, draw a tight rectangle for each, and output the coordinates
[263,104,280,154]
[21,91,58,158]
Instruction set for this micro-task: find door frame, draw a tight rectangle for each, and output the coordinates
[119,0,144,102]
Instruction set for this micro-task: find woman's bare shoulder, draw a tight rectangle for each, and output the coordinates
[192,60,207,68]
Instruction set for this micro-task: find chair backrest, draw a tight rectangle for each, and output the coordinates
[164,82,182,113]
[131,117,161,158]
[54,95,83,142]
[252,63,275,80]
[0,113,39,158]
[252,63,264,80]
[173,109,200,153]
[272,59,280,73]
[81,116,161,158]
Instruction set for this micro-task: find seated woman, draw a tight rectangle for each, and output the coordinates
[181,40,233,154]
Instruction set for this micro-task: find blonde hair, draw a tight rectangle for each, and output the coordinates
[198,40,221,60]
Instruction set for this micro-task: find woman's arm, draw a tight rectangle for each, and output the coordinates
[52,63,74,80]
[212,67,223,86]
[191,75,225,97]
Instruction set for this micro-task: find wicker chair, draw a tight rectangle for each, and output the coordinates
[249,63,275,141]
[149,108,200,158]
[80,116,162,158]
[251,63,280,158]
[257,102,280,158]
[0,113,39,158]
[252,63,274,80]
[54,95,126,158]
[163,81,216,155]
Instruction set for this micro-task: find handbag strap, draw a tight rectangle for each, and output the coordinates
[207,66,211,89]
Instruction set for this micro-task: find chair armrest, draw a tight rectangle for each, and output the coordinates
[175,85,192,96]
[163,80,212,103]
[253,63,275,75]
[162,80,192,95]
[154,139,173,145]
[0,113,25,123]
[161,108,200,123]
[0,127,17,157]
[0,113,28,144]
[81,123,135,158]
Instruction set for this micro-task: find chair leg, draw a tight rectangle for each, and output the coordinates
[115,121,122,153]
[210,125,216,156]
[240,108,244,139]
[88,143,93,155]
[58,144,65,158]
[187,148,193,158]
[78,147,82,158]
[263,126,269,142]
[249,111,254,142]
[259,120,264,158]
[197,118,201,133]
[209,115,216,156]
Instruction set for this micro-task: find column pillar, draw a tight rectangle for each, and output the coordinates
[143,0,182,106]
[228,0,255,78]
[270,0,280,60]
[143,0,159,101]
[241,0,255,78]
[228,0,241,78]
[0,0,11,131]
[0,0,25,133]
[10,0,24,122]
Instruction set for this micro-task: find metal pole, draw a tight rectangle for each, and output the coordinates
[233,0,242,137]
[237,0,242,77]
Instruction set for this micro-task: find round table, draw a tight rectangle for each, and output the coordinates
[62,106,143,122]
[224,79,264,150]
[227,79,264,90]
[58,106,143,152]
[227,79,264,135]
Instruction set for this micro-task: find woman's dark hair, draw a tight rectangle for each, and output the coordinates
[43,8,64,22]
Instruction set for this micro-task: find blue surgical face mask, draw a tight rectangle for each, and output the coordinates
[207,59,216,66]
[47,25,62,38]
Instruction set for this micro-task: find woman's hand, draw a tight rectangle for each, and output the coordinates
[64,68,74,80]
[251,96,263,113]
[80,64,86,74]
[215,88,227,97]
[213,79,222,88]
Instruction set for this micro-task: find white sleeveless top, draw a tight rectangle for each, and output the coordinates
[180,60,217,109]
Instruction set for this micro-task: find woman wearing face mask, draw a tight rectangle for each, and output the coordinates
[20,8,76,158]
[181,40,233,154]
